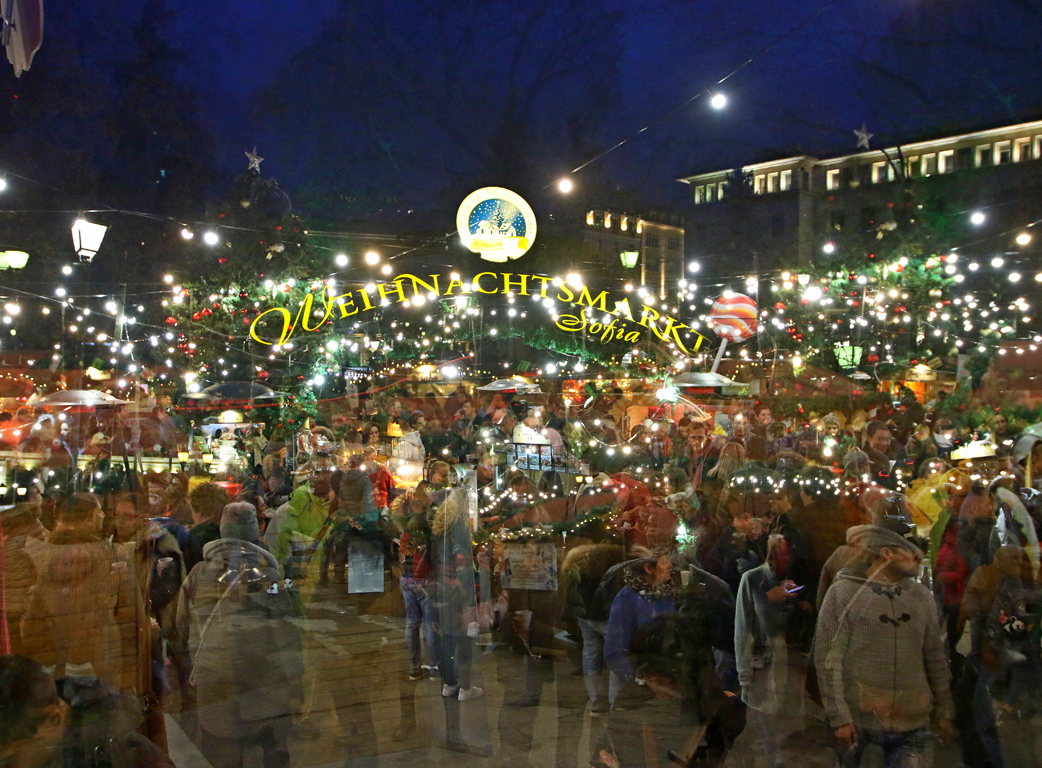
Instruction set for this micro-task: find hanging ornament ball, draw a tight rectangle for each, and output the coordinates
[218,257,228,264]
[212,302,221,309]
[239,291,249,300]
[165,316,177,326]
[270,242,285,253]
[928,288,942,298]
[258,370,269,380]
[192,312,202,321]
[866,353,880,363]
[201,308,213,317]
[707,293,758,342]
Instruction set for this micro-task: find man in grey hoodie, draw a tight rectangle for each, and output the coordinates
[814,523,954,767]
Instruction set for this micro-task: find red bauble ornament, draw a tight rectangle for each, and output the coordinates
[218,257,228,264]
[258,370,269,380]
[239,291,249,300]
[192,312,202,321]
[164,316,177,325]
[201,308,212,317]
[866,353,880,363]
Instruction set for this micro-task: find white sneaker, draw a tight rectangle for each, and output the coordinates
[441,684,460,697]
[458,686,484,701]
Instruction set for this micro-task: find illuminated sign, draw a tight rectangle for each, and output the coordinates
[249,272,707,356]
[456,187,536,262]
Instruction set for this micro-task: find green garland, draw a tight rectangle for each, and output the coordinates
[758,390,892,419]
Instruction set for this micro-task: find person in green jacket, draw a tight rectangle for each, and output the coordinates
[265,457,335,578]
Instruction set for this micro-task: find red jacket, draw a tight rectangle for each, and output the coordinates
[937,536,970,607]
[368,464,395,509]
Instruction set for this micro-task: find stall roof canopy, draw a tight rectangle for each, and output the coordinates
[673,372,736,388]
[31,389,128,407]
[476,377,542,394]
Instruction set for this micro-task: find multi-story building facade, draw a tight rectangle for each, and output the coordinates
[679,118,1042,272]
[580,209,684,298]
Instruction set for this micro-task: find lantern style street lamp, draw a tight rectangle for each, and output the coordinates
[71,218,107,263]
[834,341,863,371]
[620,250,639,268]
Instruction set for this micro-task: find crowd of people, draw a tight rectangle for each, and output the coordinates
[1,383,1042,768]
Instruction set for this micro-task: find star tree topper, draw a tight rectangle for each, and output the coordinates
[854,124,873,150]
[245,147,264,172]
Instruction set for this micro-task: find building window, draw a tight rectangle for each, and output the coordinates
[706,183,715,202]
[646,234,660,248]
[1035,136,1042,160]
[667,237,680,251]
[994,141,1012,165]
[604,212,612,228]
[620,215,628,231]
[780,170,792,191]
[906,157,918,177]
[830,210,845,231]
[586,211,594,225]
[872,161,888,183]
[717,182,726,200]
[938,150,954,173]
[975,145,991,167]
[1014,137,1031,162]
[826,169,840,190]
[636,219,643,234]
[921,154,937,176]
[694,186,705,204]
[767,172,779,193]
[754,175,765,194]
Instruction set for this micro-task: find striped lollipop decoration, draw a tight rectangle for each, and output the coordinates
[707,293,758,342]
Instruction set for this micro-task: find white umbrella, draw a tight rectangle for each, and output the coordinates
[188,381,285,401]
[476,377,541,394]
[31,389,128,407]
[1014,423,1042,462]
[2,0,43,76]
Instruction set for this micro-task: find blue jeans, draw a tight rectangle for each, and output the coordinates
[400,577,436,668]
[577,618,621,704]
[836,726,934,768]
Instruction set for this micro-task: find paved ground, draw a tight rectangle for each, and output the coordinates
[163,593,1041,768]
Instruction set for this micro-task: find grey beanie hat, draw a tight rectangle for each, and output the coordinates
[846,523,922,559]
[220,502,260,543]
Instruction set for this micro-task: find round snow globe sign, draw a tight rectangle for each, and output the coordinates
[456,187,537,262]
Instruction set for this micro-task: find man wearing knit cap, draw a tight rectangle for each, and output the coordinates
[814,523,954,767]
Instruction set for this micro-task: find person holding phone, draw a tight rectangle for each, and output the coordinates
[735,533,804,768]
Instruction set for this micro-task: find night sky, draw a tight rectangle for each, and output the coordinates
[13,0,1042,214]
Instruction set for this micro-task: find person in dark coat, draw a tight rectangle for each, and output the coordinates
[183,482,230,575]
[560,529,627,711]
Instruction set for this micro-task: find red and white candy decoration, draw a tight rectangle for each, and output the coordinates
[707,292,758,342]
